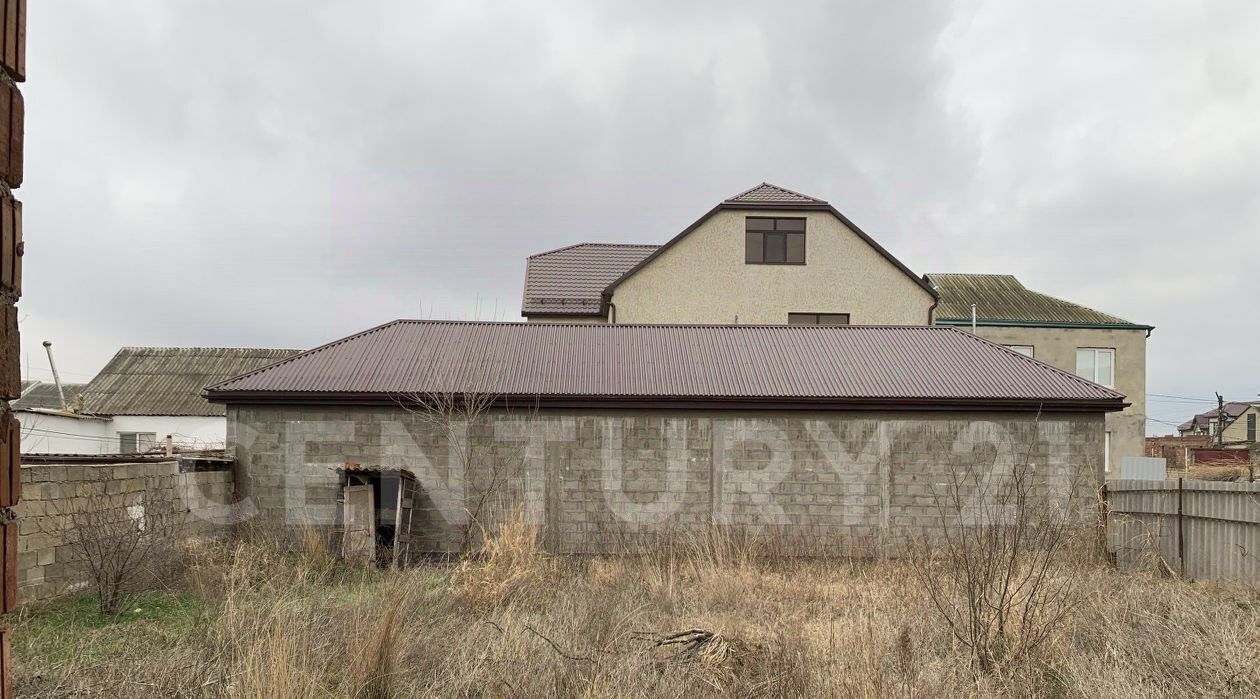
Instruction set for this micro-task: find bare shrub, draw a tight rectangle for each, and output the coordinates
[906,440,1097,674]
[55,478,186,616]
[399,388,539,553]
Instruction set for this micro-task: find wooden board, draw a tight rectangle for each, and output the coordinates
[342,485,375,564]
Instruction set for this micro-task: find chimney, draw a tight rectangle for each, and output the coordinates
[42,340,67,411]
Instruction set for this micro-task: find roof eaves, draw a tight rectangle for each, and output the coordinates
[936,318,1156,331]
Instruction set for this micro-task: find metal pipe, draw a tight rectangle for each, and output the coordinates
[971,304,977,333]
[41,340,67,411]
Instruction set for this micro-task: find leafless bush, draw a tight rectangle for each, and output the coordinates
[906,440,1097,673]
[53,479,186,616]
[399,388,540,552]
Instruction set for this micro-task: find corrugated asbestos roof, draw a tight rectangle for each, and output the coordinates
[207,320,1124,409]
[11,381,89,411]
[724,183,828,205]
[522,243,658,316]
[926,274,1147,327]
[82,347,304,417]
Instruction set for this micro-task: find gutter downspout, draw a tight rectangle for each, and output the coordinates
[608,302,616,324]
[42,340,67,411]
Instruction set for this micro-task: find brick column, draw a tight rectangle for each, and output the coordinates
[0,1,24,697]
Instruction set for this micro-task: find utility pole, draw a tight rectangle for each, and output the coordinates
[1215,392,1226,448]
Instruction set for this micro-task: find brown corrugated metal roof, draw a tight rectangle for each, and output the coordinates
[724,183,828,206]
[927,273,1149,328]
[82,347,304,416]
[522,243,658,316]
[207,321,1124,410]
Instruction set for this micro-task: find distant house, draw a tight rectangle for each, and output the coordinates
[521,183,938,325]
[924,273,1153,475]
[1178,401,1260,446]
[15,347,301,454]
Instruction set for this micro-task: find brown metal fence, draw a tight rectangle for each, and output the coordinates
[1106,479,1260,583]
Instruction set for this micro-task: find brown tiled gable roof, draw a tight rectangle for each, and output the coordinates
[522,243,658,316]
[207,320,1124,411]
[724,183,828,205]
[926,273,1150,328]
[82,347,303,417]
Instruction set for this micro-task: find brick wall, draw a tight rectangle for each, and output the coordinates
[0,2,24,692]
[229,406,1105,555]
[13,461,234,603]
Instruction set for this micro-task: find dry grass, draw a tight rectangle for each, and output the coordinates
[9,526,1260,698]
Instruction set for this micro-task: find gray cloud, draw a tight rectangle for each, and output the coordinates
[18,0,1258,429]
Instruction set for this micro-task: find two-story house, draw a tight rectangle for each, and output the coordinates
[1178,401,1259,447]
[923,274,1152,473]
[522,183,937,325]
[520,183,1150,473]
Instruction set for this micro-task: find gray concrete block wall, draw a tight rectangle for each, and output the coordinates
[229,406,1105,556]
[14,461,234,603]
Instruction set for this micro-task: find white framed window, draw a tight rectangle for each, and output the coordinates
[1104,431,1112,472]
[119,432,157,454]
[1075,348,1115,388]
[1006,345,1035,358]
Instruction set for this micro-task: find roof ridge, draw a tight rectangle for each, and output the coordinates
[724,182,828,204]
[113,346,305,353]
[527,242,659,259]
[204,320,405,392]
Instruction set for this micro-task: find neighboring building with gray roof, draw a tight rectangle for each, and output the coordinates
[16,346,301,455]
[925,273,1153,474]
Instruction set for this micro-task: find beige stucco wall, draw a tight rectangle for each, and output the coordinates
[525,314,607,324]
[1222,406,1259,445]
[610,209,935,325]
[961,325,1147,475]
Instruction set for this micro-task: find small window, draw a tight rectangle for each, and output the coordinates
[746,218,806,265]
[1248,413,1257,442]
[1006,345,1035,358]
[1075,348,1115,388]
[119,432,157,454]
[788,313,850,325]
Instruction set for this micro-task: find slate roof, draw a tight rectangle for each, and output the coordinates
[11,381,89,411]
[207,320,1125,411]
[724,183,828,206]
[522,243,658,316]
[926,274,1150,328]
[81,347,303,417]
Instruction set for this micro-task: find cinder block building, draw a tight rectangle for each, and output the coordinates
[208,321,1122,555]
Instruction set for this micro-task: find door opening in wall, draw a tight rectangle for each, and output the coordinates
[334,464,419,567]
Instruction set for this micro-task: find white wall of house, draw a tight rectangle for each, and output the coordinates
[109,415,227,451]
[17,412,228,454]
[17,412,113,454]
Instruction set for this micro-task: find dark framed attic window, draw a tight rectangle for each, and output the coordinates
[788,313,850,325]
[745,217,805,264]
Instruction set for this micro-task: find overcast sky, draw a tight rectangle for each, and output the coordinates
[19,1,1259,432]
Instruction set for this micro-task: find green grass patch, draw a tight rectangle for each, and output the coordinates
[9,591,205,667]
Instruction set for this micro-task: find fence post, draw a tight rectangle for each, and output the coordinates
[1177,477,1186,579]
